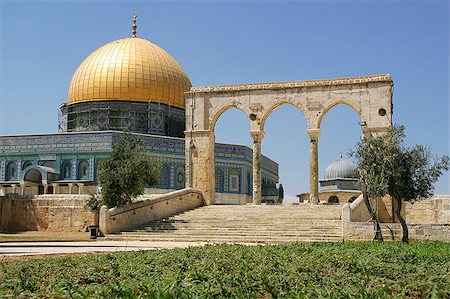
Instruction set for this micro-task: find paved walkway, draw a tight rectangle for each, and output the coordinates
[0,240,208,257]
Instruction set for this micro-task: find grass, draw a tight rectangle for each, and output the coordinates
[1,241,449,298]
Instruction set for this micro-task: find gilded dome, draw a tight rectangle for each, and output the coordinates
[67,37,191,109]
[324,159,359,180]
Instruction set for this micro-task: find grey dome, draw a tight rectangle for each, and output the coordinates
[324,159,359,179]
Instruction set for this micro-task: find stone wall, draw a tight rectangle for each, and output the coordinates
[343,222,449,242]
[100,188,204,234]
[343,195,450,241]
[405,195,449,224]
[0,194,96,232]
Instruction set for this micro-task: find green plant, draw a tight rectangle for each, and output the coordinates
[1,242,449,298]
[99,136,159,208]
[349,125,449,243]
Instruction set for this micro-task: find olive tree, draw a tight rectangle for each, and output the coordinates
[350,125,449,243]
[92,137,159,208]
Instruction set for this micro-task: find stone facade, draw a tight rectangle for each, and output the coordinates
[185,74,393,204]
[0,131,279,200]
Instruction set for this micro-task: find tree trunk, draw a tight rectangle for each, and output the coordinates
[361,179,383,242]
[394,195,408,243]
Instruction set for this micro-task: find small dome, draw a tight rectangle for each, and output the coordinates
[67,37,191,109]
[324,159,359,179]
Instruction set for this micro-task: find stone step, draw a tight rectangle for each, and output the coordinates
[106,234,342,243]
[117,231,342,237]
[141,223,342,231]
[110,204,344,243]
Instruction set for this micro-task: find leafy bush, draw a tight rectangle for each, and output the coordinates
[1,242,449,298]
[99,136,159,208]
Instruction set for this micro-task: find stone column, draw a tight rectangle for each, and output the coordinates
[43,183,48,194]
[68,183,74,195]
[77,183,84,195]
[250,131,264,205]
[307,129,320,204]
[20,183,26,195]
[0,185,4,196]
[184,129,215,205]
[11,184,17,194]
[51,183,59,194]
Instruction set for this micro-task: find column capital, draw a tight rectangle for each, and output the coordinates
[307,128,321,140]
[250,131,264,143]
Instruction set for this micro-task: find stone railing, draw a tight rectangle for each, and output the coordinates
[99,188,204,234]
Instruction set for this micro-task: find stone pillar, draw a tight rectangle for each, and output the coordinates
[51,183,59,194]
[250,131,264,205]
[307,129,320,204]
[68,183,74,195]
[20,183,26,195]
[184,130,215,205]
[11,184,17,194]
[43,183,48,194]
[77,183,84,195]
[0,185,4,196]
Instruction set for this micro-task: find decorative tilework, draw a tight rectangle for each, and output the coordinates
[89,158,95,180]
[0,131,279,194]
[71,159,77,180]
[170,165,174,188]
[0,160,4,181]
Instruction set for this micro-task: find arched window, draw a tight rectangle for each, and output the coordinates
[328,195,339,204]
[5,161,17,181]
[22,161,32,170]
[78,160,89,179]
[61,160,72,179]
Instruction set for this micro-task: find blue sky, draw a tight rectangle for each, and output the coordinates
[0,1,448,201]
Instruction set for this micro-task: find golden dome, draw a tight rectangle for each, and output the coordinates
[67,37,191,109]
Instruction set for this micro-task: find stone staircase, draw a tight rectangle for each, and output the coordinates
[106,204,344,243]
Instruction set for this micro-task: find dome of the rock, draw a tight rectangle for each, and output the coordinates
[67,37,191,109]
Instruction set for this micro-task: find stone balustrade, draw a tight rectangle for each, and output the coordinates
[99,188,204,234]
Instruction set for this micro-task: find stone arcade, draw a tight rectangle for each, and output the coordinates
[185,75,393,204]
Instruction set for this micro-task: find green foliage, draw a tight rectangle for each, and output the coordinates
[1,242,449,298]
[85,192,104,211]
[99,136,160,208]
[350,125,449,204]
[349,125,449,242]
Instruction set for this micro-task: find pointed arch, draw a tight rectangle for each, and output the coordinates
[317,101,361,129]
[260,102,307,132]
[211,105,250,133]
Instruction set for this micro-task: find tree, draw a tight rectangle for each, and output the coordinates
[98,137,159,208]
[350,125,449,243]
[349,130,390,242]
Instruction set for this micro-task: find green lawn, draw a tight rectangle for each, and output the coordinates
[1,241,449,298]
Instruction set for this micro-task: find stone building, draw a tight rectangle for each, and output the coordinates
[297,159,361,204]
[0,18,280,205]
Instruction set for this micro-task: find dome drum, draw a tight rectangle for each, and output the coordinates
[60,101,185,137]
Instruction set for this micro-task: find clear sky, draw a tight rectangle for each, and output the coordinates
[0,1,448,201]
